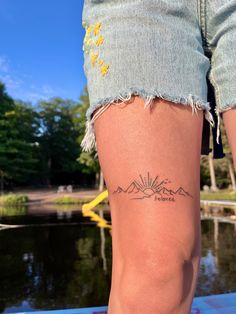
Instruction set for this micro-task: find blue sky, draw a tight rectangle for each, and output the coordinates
[0,0,86,105]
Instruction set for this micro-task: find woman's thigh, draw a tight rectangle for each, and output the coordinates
[93,96,203,310]
[222,108,236,169]
[94,95,203,249]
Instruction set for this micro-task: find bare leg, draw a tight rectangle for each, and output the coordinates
[93,96,203,313]
[222,107,236,170]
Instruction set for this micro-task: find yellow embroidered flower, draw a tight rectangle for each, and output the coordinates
[86,25,93,34]
[95,35,104,46]
[83,21,109,76]
[100,64,109,76]
[93,22,102,36]
[84,37,92,46]
[90,51,99,66]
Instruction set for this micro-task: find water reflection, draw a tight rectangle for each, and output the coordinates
[0,225,112,313]
[197,214,236,296]
[0,206,27,217]
[0,204,110,227]
[0,204,235,313]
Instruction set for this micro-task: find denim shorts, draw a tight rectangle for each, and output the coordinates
[80,0,236,159]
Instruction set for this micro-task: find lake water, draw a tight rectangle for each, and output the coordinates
[0,204,236,313]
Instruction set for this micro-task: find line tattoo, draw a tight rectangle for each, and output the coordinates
[112,172,193,202]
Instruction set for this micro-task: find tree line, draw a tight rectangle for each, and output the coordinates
[0,80,235,192]
[0,81,100,192]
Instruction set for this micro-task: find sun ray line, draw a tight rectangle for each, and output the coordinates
[149,175,154,188]
[134,180,144,190]
[148,172,150,186]
[139,174,146,187]
[151,175,159,188]
[148,172,152,187]
[144,175,147,187]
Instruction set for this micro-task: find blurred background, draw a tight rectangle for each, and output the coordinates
[0,0,236,313]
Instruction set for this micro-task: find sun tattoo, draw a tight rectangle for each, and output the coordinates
[112,172,193,202]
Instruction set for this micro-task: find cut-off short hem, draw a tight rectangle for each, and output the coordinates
[81,0,236,159]
[213,101,236,151]
[80,88,217,153]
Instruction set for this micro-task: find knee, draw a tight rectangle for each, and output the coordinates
[118,238,200,313]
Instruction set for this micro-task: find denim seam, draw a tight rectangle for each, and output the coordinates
[198,0,209,52]
[80,89,216,153]
[209,52,222,145]
[198,0,223,145]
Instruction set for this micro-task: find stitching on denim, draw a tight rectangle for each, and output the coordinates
[80,89,216,153]
[198,0,208,51]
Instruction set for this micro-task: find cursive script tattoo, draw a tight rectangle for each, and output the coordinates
[112,172,193,202]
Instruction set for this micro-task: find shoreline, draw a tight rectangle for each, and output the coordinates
[1,189,236,207]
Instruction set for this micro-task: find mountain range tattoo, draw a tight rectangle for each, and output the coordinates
[112,172,193,201]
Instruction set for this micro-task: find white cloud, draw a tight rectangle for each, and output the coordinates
[0,73,23,90]
[0,55,9,73]
[0,55,67,104]
[41,84,56,96]
[0,72,54,104]
[25,92,46,103]
[11,87,58,104]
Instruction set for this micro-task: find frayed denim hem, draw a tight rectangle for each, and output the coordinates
[80,88,216,153]
[215,101,236,145]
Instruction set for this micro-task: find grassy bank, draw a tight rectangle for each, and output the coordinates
[53,196,83,204]
[200,190,236,200]
[1,190,235,206]
[53,195,108,205]
[0,194,29,205]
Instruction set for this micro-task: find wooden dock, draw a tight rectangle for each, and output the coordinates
[14,292,236,314]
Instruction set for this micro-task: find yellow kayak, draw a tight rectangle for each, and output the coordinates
[82,190,112,234]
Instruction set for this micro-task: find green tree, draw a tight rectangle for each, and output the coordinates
[37,97,80,186]
[0,82,39,192]
[74,86,103,189]
[200,120,236,190]
[219,123,236,190]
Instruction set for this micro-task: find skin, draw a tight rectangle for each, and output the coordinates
[92,95,213,313]
[222,108,236,170]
